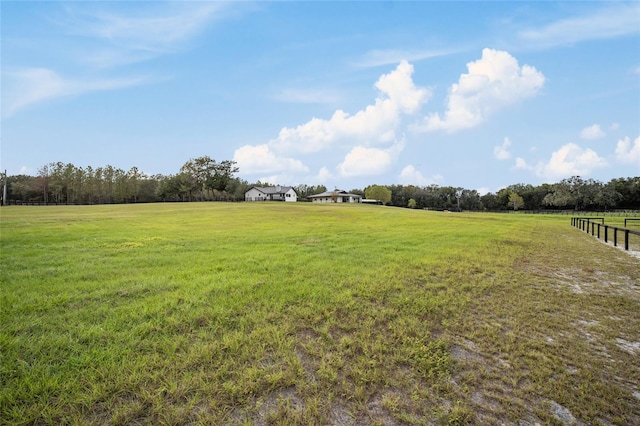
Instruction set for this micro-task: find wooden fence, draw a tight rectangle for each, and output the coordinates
[571,217,640,251]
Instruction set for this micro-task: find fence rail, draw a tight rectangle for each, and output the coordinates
[624,218,640,227]
[571,217,640,251]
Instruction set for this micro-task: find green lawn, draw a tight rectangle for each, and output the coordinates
[1,203,638,425]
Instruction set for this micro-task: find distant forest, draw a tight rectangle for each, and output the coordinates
[2,156,639,211]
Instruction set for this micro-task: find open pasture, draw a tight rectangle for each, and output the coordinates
[1,203,639,425]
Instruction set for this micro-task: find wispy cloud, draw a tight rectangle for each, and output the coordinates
[53,2,236,68]
[274,88,341,104]
[2,68,149,117]
[519,3,640,49]
[353,47,457,68]
[4,3,234,116]
[60,3,223,53]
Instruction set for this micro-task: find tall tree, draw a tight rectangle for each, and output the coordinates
[36,164,50,204]
[365,185,392,205]
[508,192,524,210]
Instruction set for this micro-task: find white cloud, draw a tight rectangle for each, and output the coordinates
[256,175,285,186]
[580,124,605,140]
[2,68,148,117]
[270,60,430,153]
[535,143,607,179]
[615,136,640,165]
[519,3,640,49]
[399,165,442,186]
[493,137,512,160]
[60,3,223,54]
[610,122,620,131]
[315,167,333,183]
[514,157,530,170]
[337,142,404,178]
[417,49,544,132]
[53,2,246,69]
[233,144,309,175]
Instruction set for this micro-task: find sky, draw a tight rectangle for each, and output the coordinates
[2,1,639,194]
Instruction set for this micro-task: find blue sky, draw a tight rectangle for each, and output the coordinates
[2,1,639,193]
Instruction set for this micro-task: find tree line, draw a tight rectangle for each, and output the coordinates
[364,176,639,211]
[2,157,244,205]
[1,159,638,211]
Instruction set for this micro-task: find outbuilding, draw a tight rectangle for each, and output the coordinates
[308,190,362,203]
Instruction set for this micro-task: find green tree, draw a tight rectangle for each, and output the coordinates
[128,167,145,203]
[180,156,239,200]
[508,192,524,210]
[408,198,417,208]
[36,164,50,204]
[365,185,392,205]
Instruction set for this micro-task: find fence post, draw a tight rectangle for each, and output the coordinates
[614,228,617,247]
[597,223,600,239]
[604,225,608,243]
[625,230,629,251]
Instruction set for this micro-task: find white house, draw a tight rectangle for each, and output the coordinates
[245,186,298,202]
[308,190,362,203]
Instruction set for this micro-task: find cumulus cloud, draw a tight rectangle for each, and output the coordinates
[337,142,404,178]
[315,167,333,183]
[580,124,605,140]
[2,68,148,117]
[535,143,607,179]
[233,144,309,175]
[270,60,430,153]
[493,137,512,160]
[234,62,428,181]
[399,165,442,186]
[416,49,544,133]
[514,157,530,170]
[615,136,640,164]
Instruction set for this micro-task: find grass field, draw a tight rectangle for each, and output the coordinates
[1,203,639,425]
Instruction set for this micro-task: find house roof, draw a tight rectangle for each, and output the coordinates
[247,186,295,195]
[308,190,362,198]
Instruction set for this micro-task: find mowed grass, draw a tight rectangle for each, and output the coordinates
[1,203,638,425]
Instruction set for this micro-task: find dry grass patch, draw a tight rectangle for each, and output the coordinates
[446,220,640,425]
